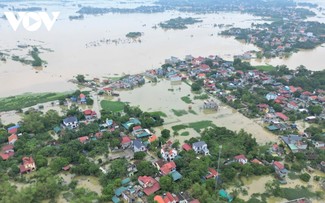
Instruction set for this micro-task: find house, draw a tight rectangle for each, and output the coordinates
[205,168,218,179]
[79,93,87,104]
[281,135,307,153]
[160,161,177,175]
[266,92,277,101]
[133,140,146,152]
[103,87,113,95]
[132,128,151,138]
[251,158,263,165]
[7,125,19,134]
[63,116,78,129]
[138,176,160,196]
[234,154,248,165]
[313,141,325,149]
[161,142,178,161]
[121,136,132,149]
[83,110,97,120]
[155,192,179,203]
[287,101,299,111]
[122,118,141,130]
[273,161,288,178]
[20,157,36,173]
[0,145,15,161]
[257,104,269,113]
[8,134,18,145]
[182,143,192,151]
[148,135,158,143]
[78,136,89,144]
[275,112,289,121]
[192,141,209,155]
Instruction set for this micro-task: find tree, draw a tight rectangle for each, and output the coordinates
[50,157,69,172]
[76,74,86,83]
[299,173,311,182]
[308,105,322,116]
[191,82,201,92]
[159,175,172,191]
[134,151,146,160]
[161,129,171,140]
[136,161,157,176]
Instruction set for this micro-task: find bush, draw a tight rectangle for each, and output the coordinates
[299,173,311,182]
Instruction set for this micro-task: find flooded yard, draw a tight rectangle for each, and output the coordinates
[118,80,278,144]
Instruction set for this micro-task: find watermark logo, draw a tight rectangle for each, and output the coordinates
[4,12,60,31]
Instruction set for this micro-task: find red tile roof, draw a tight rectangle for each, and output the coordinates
[160,161,176,175]
[234,154,247,161]
[273,161,284,170]
[79,93,86,98]
[275,112,289,121]
[83,109,97,116]
[1,145,14,152]
[138,176,160,196]
[78,136,89,143]
[133,125,142,131]
[190,200,200,203]
[182,143,192,151]
[8,134,18,143]
[121,136,131,144]
[154,196,165,203]
[148,135,158,143]
[0,151,14,160]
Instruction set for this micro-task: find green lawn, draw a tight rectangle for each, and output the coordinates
[100,100,125,112]
[188,109,198,115]
[253,65,276,72]
[172,109,188,117]
[149,111,167,118]
[181,96,192,104]
[171,124,188,132]
[193,94,209,100]
[188,120,216,132]
[0,92,69,112]
[172,120,215,133]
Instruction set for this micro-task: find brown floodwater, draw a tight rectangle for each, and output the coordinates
[0,0,324,97]
[118,80,278,144]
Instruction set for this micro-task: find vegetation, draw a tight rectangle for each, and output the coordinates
[171,109,188,117]
[0,92,69,112]
[180,131,189,136]
[193,94,209,100]
[159,17,202,30]
[126,32,142,38]
[100,100,125,112]
[181,96,192,104]
[148,111,167,118]
[30,47,43,66]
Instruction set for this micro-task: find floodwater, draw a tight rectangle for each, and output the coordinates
[232,173,324,203]
[118,80,278,144]
[0,0,324,97]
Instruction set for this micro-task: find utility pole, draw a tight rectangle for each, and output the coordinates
[216,145,222,190]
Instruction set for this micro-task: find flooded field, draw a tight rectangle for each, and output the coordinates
[118,80,278,144]
[1,0,323,97]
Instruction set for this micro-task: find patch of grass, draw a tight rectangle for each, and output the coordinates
[288,172,299,180]
[171,124,188,132]
[149,111,167,118]
[188,120,216,132]
[181,96,192,104]
[279,186,316,200]
[180,131,190,136]
[0,92,69,112]
[188,109,198,115]
[194,94,209,100]
[172,109,188,117]
[101,100,125,112]
[253,65,276,72]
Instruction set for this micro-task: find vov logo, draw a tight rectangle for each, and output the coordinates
[4,12,60,31]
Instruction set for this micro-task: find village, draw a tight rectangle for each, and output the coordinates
[0,52,324,203]
[222,20,325,58]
